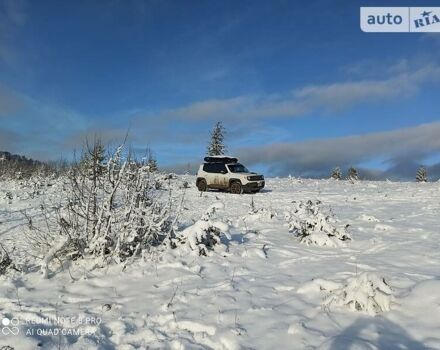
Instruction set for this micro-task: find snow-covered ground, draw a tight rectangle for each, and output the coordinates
[0,176,439,349]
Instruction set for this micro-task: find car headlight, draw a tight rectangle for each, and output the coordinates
[247,176,252,180]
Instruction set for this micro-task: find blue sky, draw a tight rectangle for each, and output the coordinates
[1,0,440,179]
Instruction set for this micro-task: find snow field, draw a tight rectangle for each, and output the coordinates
[0,176,439,349]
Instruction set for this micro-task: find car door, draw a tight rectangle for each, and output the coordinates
[213,163,228,189]
[203,164,217,186]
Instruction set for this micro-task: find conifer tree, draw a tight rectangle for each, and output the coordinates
[416,166,428,182]
[147,149,158,172]
[81,138,106,180]
[347,167,359,182]
[77,137,107,234]
[331,167,342,180]
[207,121,227,156]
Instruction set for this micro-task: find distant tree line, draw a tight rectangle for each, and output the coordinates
[330,165,431,182]
[0,151,69,179]
[0,142,159,180]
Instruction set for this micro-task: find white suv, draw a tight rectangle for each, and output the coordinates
[196,156,265,194]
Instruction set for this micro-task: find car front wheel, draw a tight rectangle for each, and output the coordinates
[230,181,243,194]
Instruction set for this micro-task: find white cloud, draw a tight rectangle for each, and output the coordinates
[236,121,440,176]
[143,63,440,122]
[160,96,253,121]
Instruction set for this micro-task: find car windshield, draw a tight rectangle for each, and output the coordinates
[228,163,249,173]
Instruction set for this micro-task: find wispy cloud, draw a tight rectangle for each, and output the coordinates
[235,121,440,178]
[159,96,252,121]
[61,127,131,151]
[142,63,440,122]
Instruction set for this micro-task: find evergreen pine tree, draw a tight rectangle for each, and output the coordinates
[347,167,358,182]
[81,138,106,180]
[77,138,107,235]
[207,121,227,156]
[416,166,428,182]
[147,149,158,172]
[331,167,342,180]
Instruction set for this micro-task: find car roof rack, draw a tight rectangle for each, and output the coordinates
[204,156,238,164]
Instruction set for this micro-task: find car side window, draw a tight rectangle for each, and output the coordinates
[213,163,227,173]
[203,164,214,173]
[203,163,227,173]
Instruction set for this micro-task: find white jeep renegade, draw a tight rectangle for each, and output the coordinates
[196,156,265,194]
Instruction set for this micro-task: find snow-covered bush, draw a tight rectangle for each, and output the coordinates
[155,179,163,190]
[284,200,350,247]
[416,166,428,182]
[4,191,13,203]
[246,198,277,221]
[168,202,230,256]
[347,167,359,183]
[330,167,342,180]
[24,142,177,276]
[323,273,393,315]
[146,148,158,172]
[0,243,17,275]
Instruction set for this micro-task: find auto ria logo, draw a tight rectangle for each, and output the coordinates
[413,10,440,29]
[361,7,440,32]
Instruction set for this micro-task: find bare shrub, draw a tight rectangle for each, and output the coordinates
[24,141,177,276]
